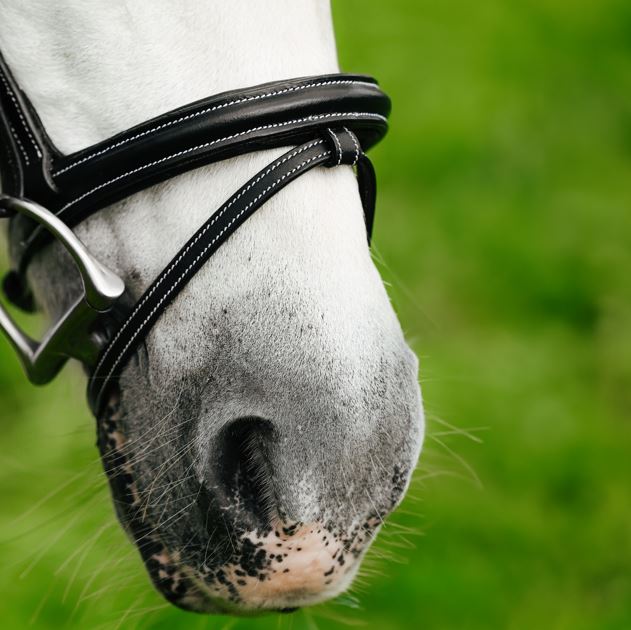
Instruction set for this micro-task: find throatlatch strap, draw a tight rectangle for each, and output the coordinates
[87,130,373,414]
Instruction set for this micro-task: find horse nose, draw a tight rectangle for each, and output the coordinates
[191,341,422,610]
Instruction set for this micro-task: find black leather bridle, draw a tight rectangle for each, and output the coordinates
[0,50,390,415]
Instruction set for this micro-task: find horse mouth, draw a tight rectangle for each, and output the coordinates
[96,389,385,613]
[184,521,370,613]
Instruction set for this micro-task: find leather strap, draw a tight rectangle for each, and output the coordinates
[0,57,389,291]
[0,50,390,412]
[0,51,55,202]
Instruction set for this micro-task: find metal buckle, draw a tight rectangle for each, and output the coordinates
[0,195,125,384]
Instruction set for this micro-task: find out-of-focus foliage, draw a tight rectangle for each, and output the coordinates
[1,1,629,628]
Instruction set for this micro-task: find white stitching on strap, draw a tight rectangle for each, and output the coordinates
[53,79,376,177]
[92,140,326,387]
[9,125,29,166]
[0,72,42,159]
[58,112,385,214]
[344,126,361,165]
[329,128,343,166]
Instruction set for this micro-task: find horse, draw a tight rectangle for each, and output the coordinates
[0,0,424,614]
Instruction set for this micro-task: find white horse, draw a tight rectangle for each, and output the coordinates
[0,0,424,615]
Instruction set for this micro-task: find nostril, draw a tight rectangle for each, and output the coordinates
[218,417,276,525]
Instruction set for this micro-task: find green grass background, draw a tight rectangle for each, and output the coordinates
[1,1,630,628]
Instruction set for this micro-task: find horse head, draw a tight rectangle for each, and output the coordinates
[0,0,424,613]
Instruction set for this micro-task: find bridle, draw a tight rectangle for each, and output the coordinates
[0,51,390,416]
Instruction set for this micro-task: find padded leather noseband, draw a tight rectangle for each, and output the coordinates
[0,50,391,414]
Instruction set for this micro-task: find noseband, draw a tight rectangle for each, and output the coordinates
[0,51,390,415]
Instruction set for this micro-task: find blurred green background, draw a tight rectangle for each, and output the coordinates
[1,0,630,628]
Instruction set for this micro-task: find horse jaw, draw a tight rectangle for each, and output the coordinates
[0,0,425,613]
